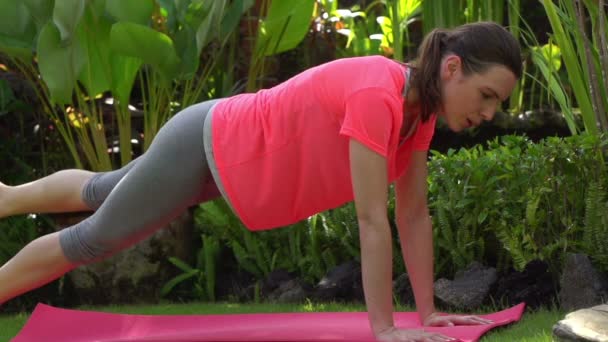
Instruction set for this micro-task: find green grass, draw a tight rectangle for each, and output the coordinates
[0,302,562,341]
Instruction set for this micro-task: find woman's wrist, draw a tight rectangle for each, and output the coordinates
[422,311,443,325]
[370,315,395,335]
[374,324,396,337]
[419,307,438,324]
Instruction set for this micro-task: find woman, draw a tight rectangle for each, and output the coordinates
[0,21,521,341]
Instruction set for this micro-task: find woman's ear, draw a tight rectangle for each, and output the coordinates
[441,54,462,80]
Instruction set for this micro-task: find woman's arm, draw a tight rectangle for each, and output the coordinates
[394,151,496,329]
[350,142,460,342]
[394,150,436,322]
[349,139,394,335]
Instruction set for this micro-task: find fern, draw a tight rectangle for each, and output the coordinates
[583,181,608,272]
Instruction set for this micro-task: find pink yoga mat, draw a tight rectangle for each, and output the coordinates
[13,302,525,342]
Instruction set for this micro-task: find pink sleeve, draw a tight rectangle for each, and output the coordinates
[412,114,437,151]
[339,88,401,157]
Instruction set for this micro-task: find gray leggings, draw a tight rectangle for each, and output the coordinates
[59,100,221,264]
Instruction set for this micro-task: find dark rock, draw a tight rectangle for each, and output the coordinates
[215,268,256,302]
[261,269,295,296]
[62,211,195,305]
[393,273,415,306]
[314,260,363,302]
[268,279,310,303]
[434,261,497,310]
[553,304,608,342]
[559,254,608,312]
[493,259,558,309]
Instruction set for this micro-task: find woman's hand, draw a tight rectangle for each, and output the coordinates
[423,312,493,327]
[376,326,458,342]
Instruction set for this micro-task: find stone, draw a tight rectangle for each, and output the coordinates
[559,254,608,312]
[314,260,363,302]
[62,211,195,305]
[434,261,497,310]
[394,273,415,306]
[553,304,608,342]
[261,269,295,296]
[268,279,310,303]
[492,259,557,309]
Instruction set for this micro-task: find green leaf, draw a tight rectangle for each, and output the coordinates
[160,270,198,297]
[37,22,86,104]
[0,79,15,115]
[0,0,32,36]
[76,0,142,103]
[231,241,261,277]
[110,22,180,78]
[540,0,596,134]
[195,0,226,53]
[258,0,315,56]
[220,0,254,45]
[0,34,33,61]
[168,256,195,272]
[398,0,422,21]
[536,43,562,71]
[22,0,55,29]
[0,0,37,57]
[106,0,155,25]
[477,210,488,225]
[172,25,199,79]
[53,0,86,42]
[77,5,112,97]
[530,49,578,134]
[110,56,142,105]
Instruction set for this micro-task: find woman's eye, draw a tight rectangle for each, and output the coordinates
[481,92,492,99]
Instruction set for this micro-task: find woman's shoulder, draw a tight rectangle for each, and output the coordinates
[326,55,400,68]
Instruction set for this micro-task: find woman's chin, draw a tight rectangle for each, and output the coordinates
[447,122,464,133]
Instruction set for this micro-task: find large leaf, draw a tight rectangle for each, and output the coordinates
[110,57,142,105]
[195,0,226,53]
[77,5,113,97]
[220,0,254,45]
[0,0,31,36]
[258,0,315,56]
[53,0,86,42]
[110,22,180,78]
[37,22,86,104]
[0,0,37,57]
[397,0,422,21]
[106,0,154,25]
[22,0,54,30]
[75,1,142,103]
[0,34,33,61]
[172,26,199,78]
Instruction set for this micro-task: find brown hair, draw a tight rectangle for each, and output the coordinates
[410,22,523,122]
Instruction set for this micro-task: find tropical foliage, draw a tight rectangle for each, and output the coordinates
[1,0,607,303]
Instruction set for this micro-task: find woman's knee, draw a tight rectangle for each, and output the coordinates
[58,222,118,264]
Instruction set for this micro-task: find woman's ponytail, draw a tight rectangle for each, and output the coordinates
[410,29,448,121]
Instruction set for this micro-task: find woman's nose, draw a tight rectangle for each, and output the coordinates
[480,103,497,121]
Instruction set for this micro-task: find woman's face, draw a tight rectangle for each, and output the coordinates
[438,55,518,132]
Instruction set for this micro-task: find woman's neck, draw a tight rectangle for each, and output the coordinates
[405,86,420,107]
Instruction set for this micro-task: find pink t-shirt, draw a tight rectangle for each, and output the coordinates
[211,56,437,230]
